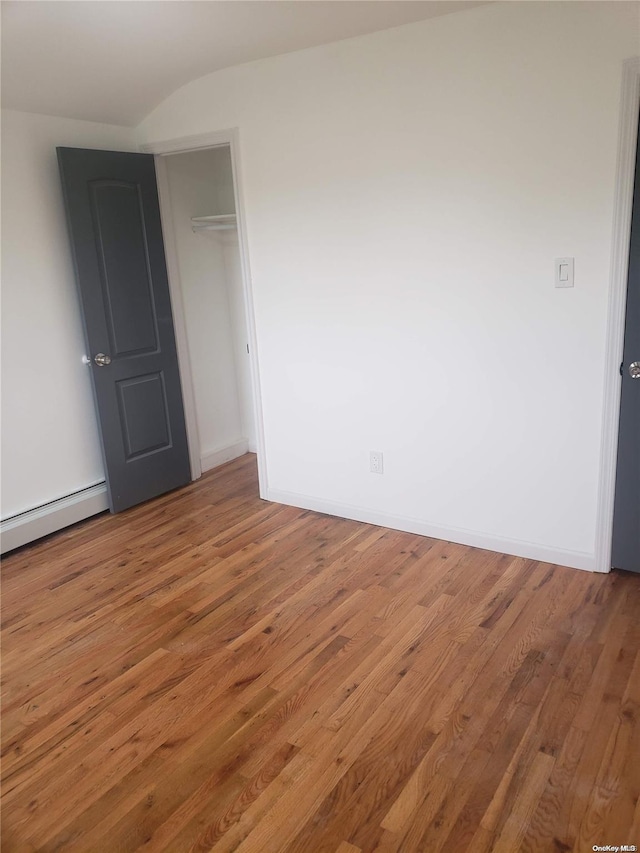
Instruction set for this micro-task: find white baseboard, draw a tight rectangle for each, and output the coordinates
[1,466,594,572]
[200,439,249,473]
[1,483,109,555]
[266,488,597,573]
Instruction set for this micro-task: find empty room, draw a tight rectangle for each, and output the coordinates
[1,1,639,850]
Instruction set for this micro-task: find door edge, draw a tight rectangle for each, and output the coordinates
[595,56,640,573]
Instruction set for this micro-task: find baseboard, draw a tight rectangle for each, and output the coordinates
[1,483,109,555]
[266,488,597,573]
[200,439,249,473]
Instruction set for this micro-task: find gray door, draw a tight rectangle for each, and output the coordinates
[58,147,191,513]
[612,114,640,572]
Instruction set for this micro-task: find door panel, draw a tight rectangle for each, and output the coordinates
[116,372,171,459]
[58,148,191,513]
[91,180,159,356]
[612,112,640,573]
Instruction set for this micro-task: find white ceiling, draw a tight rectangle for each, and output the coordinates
[1,1,487,127]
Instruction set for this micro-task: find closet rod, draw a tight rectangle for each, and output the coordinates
[191,214,236,233]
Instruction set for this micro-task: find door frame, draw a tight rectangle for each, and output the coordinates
[141,129,268,499]
[595,56,640,573]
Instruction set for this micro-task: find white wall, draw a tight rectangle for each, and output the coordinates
[1,110,137,519]
[136,1,638,570]
[163,147,255,465]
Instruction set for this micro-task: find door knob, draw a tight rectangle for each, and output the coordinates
[94,353,112,367]
[630,362,640,379]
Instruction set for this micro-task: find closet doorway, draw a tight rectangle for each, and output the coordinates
[147,132,265,495]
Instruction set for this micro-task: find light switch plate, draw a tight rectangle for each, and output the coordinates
[555,257,574,288]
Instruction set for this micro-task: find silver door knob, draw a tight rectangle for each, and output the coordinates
[630,362,640,379]
[94,353,112,367]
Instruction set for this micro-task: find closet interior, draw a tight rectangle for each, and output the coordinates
[163,145,256,474]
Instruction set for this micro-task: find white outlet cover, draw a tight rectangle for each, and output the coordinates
[370,451,384,474]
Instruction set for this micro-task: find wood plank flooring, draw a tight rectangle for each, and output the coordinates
[1,453,639,852]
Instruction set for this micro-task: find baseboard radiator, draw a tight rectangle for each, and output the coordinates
[1,439,254,555]
[1,483,109,555]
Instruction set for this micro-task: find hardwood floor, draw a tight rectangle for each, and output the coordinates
[1,454,639,852]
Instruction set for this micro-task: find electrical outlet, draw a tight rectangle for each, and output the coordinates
[370,451,384,474]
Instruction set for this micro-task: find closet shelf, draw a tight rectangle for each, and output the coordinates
[191,214,237,232]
